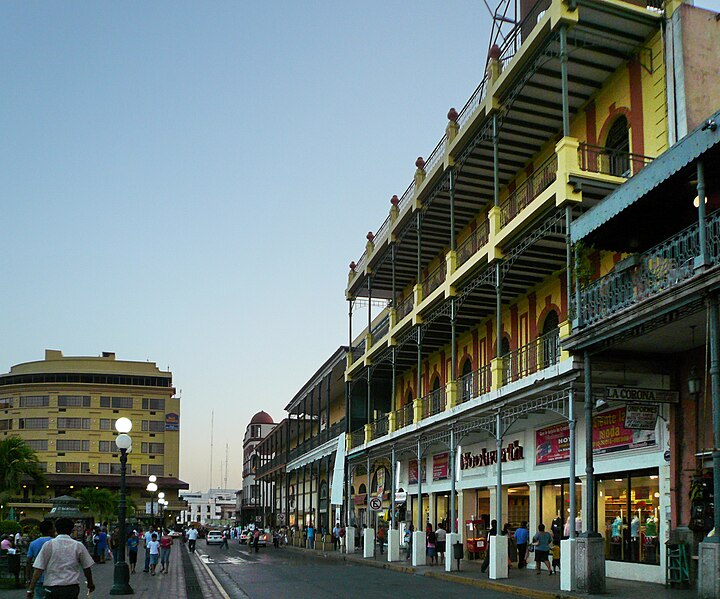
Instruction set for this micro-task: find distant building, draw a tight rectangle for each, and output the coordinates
[240,411,275,524]
[180,488,238,525]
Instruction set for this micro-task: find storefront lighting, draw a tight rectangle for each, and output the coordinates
[614,479,623,482]
[654,492,660,498]
[649,475,658,480]
[688,366,702,395]
[693,195,707,208]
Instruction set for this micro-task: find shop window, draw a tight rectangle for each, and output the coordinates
[596,470,660,565]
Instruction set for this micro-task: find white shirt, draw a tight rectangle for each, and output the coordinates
[187,529,198,540]
[435,528,447,542]
[33,535,94,587]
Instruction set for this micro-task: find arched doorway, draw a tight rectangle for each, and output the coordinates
[500,336,512,384]
[460,357,473,402]
[605,116,630,177]
[540,309,560,368]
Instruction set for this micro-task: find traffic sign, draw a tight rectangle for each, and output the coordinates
[369,496,383,511]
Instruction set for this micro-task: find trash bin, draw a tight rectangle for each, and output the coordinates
[7,553,21,586]
[453,542,464,561]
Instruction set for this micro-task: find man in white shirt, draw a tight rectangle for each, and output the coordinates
[187,527,198,553]
[27,517,95,599]
[142,526,155,572]
[435,524,447,564]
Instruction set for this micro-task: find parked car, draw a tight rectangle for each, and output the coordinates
[239,530,251,544]
[206,530,223,545]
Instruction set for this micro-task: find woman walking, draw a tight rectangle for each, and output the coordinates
[532,523,553,575]
[159,529,173,574]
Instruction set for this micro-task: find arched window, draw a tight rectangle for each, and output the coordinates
[358,483,366,495]
[605,116,630,177]
[406,390,413,406]
[371,466,390,493]
[460,358,473,402]
[500,336,511,356]
[431,376,441,392]
[542,310,560,335]
[540,309,560,367]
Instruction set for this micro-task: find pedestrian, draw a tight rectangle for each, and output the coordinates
[404,524,414,560]
[551,541,561,574]
[532,523,553,575]
[332,522,340,551]
[148,533,160,576]
[220,529,229,550]
[480,519,497,573]
[111,527,122,564]
[514,521,529,569]
[377,525,385,555]
[187,526,198,553]
[143,526,155,572]
[426,523,437,566]
[159,529,173,574]
[307,523,315,549]
[126,531,138,574]
[96,528,108,564]
[253,528,260,553]
[435,523,446,564]
[26,517,95,599]
[24,520,55,599]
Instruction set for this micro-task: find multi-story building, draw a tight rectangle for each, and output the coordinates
[341,0,719,590]
[0,349,187,522]
[179,488,238,526]
[240,411,276,525]
[254,419,288,528]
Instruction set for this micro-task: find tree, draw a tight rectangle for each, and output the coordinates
[0,436,46,496]
[74,487,116,522]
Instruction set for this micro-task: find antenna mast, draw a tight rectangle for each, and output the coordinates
[224,443,229,489]
[209,411,214,490]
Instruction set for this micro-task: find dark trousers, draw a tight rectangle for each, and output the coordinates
[144,548,150,571]
[188,539,196,553]
[44,584,80,599]
[517,543,528,568]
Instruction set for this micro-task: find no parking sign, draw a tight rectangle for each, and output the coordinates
[369,496,382,511]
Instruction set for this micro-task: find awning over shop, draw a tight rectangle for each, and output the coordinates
[571,108,720,243]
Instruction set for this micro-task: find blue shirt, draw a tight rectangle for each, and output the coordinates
[27,536,53,583]
[513,526,529,545]
[127,537,138,552]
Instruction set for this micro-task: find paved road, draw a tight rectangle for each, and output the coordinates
[194,541,512,599]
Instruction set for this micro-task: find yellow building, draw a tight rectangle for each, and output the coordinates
[0,349,187,524]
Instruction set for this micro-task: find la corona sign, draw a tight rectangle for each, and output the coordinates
[604,386,679,404]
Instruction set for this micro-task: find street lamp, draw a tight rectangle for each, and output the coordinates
[146,481,158,525]
[110,418,133,595]
[158,493,165,528]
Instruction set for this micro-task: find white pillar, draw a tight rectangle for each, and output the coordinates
[445,532,461,572]
[388,528,400,562]
[488,486,508,528]
[411,530,425,566]
[428,492,436,528]
[489,534,508,579]
[363,527,375,558]
[560,538,576,591]
[345,526,356,554]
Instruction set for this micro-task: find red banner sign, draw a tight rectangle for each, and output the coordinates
[409,459,426,484]
[433,452,449,481]
[536,407,656,465]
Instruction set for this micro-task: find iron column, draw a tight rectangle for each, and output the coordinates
[495,412,503,528]
[583,351,596,534]
[416,439,423,532]
[449,427,456,534]
[569,387,576,539]
[697,161,709,266]
[560,24,570,137]
[391,445,397,529]
[708,295,720,541]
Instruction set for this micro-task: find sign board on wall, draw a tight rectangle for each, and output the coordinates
[432,453,449,481]
[460,441,524,470]
[409,459,426,484]
[624,404,658,430]
[535,406,656,465]
[165,413,179,431]
[604,386,679,404]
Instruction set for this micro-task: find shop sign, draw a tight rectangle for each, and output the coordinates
[409,459,426,484]
[165,412,179,431]
[535,406,656,464]
[624,404,658,430]
[604,386,679,404]
[459,440,523,470]
[394,490,407,503]
[433,452,449,481]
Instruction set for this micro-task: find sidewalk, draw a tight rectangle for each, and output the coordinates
[2,547,187,599]
[285,544,695,599]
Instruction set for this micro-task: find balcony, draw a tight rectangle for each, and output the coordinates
[421,261,447,299]
[502,330,561,385]
[577,213,720,328]
[395,293,414,321]
[368,414,389,441]
[370,315,390,344]
[458,364,491,404]
[578,143,653,179]
[499,154,558,229]
[287,418,346,463]
[348,428,365,451]
[457,220,490,268]
[421,387,446,419]
[394,402,414,429]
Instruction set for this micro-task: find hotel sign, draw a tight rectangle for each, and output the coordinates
[604,386,679,404]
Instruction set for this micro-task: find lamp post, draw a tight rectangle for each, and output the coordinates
[110,417,133,595]
[158,493,165,529]
[146,479,158,526]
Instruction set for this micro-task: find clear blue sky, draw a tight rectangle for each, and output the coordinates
[5,0,716,491]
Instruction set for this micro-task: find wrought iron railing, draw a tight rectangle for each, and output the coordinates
[499,0,551,66]
[395,402,414,429]
[422,261,447,299]
[578,143,653,179]
[371,315,390,343]
[502,330,561,385]
[424,135,447,176]
[369,415,389,441]
[457,75,490,130]
[397,180,416,213]
[458,364,492,404]
[421,388,446,419]
[500,154,558,228]
[287,418,346,462]
[396,293,414,321]
[457,220,490,267]
[349,428,365,450]
[577,215,713,327]
[351,338,366,361]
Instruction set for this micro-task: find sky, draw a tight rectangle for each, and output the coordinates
[3,0,719,492]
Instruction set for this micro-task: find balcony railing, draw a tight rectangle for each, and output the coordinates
[395,402,414,429]
[422,261,447,299]
[351,338,366,361]
[421,388,446,419]
[349,428,365,450]
[457,74,489,130]
[577,213,720,327]
[458,364,491,404]
[371,315,390,343]
[499,0,551,67]
[500,154,558,228]
[457,220,490,268]
[287,418,346,462]
[369,414,389,441]
[578,143,653,179]
[502,330,561,385]
[396,293,414,321]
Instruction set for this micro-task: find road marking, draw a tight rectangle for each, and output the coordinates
[191,550,240,599]
[199,554,249,565]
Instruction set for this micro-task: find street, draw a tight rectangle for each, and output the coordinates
[194,542,511,599]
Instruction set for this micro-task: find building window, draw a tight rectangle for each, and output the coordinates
[142,398,165,411]
[0,419,12,431]
[98,463,122,475]
[98,440,114,453]
[26,439,48,451]
[141,442,164,454]
[140,464,164,476]
[100,396,133,409]
[55,462,89,474]
[596,469,660,565]
[0,398,13,409]
[141,420,165,432]
[38,462,47,472]
[19,418,49,430]
[56,439,90,452]
[57,418,90,430]
[58,395,91,407]
[100,419,112,430]
[19,396,49,408]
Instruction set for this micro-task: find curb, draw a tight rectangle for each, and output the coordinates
[283,544,578,598]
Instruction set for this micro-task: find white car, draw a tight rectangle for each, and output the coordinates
[206,530,223,545]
